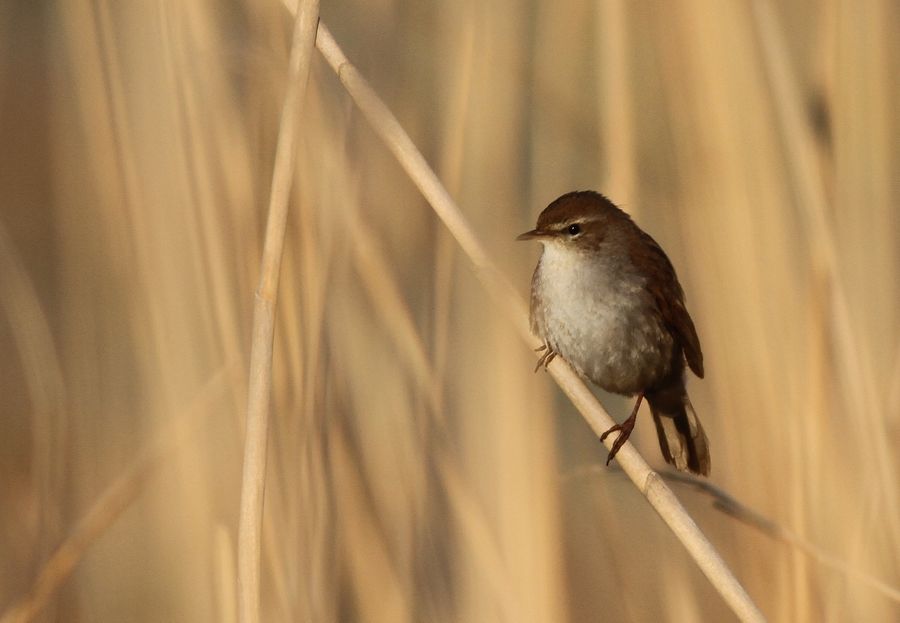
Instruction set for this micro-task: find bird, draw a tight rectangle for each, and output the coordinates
[517,190,710,475]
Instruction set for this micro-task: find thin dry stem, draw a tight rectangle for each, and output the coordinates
[0,365,234,623]
[311,22,530,338]
[214,525,239,623]
[0,223,67,571]
[236,2,320,623]
[596,0,636,205]
[662,471,900,606]
[0,471,149,623]
[304,16,765,623]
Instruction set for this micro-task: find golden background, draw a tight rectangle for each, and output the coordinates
[1,1,898,621]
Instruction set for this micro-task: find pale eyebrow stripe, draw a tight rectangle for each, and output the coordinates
[559,215,602,228]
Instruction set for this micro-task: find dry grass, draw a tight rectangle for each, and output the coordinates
[236,2,319,621]
[1,1,898,622]
[312,18,760,620]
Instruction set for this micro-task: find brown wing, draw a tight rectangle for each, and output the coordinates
[629,228,704,378]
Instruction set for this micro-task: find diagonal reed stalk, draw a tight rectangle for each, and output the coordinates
[236,2,319,623]
[660,470,900,606]
[0,364,236,623]
[283,10,766,623]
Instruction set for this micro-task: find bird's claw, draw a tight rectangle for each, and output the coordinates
[534,344,558,372]
[600,409,638,466]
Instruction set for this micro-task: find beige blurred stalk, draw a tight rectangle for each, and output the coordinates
[2,1,895,621]
[236,2,320,623]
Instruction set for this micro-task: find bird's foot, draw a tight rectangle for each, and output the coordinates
[534,343,558,372]
[599,394,644,465]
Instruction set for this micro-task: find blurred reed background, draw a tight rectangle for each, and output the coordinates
[1,0,898,621]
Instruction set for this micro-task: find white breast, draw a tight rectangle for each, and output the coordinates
[532,241,672,394]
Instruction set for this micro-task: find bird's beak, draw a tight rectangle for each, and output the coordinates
[516,229,547,241]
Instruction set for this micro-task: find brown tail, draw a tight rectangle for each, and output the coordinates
[648,392,710,476]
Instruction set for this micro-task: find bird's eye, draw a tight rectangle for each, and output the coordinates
[567,224,581,236]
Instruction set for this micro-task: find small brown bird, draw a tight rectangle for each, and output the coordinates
[517,191,710,475]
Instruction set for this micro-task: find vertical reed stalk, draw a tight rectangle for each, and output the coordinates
[236,2,319,622]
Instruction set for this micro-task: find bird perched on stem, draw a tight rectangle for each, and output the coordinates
[518,191,710,475]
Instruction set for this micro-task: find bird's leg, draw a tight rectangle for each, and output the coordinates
[534,341,558,372]
[599,393,644,465]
